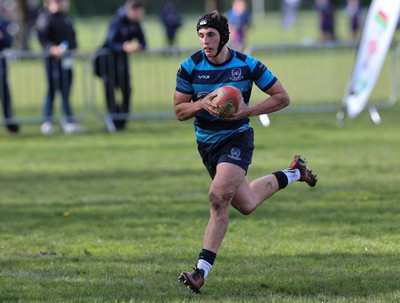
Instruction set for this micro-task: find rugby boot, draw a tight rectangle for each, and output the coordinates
[178,267,205,294]
[289,154,317,187]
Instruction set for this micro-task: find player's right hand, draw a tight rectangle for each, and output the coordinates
[201,92,219,117]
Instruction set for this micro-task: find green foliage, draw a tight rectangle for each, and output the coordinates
[1,104,400,302]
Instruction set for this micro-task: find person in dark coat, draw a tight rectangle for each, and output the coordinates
[96,0,146,131]
[0,15,19,133]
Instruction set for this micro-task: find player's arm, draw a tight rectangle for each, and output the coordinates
[249,79,290,116]
[225,79,290,121]
[174,90,218,121]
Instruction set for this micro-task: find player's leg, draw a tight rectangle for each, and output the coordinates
[230,174,280,215]
[204,162,246,252]
[231,154,318,214]
[179,162,246,293]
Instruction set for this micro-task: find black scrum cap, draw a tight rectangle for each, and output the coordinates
[196,11,230,56]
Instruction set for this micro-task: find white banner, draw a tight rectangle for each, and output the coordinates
[344,0,400,118]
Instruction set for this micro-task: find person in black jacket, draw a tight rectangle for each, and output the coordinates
[0,15,19,133]
[96,0,146,131]
[36,0,83,135]
[160,0,182,47]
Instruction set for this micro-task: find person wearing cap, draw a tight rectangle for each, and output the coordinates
[174,11,318,293]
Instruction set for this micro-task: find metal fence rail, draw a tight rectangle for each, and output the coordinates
[1,42,398,131]
[0,50,89,127]
[245,41,399,114]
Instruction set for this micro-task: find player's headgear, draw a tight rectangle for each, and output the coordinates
[196,11,230,57]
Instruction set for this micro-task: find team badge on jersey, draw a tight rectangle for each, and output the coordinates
[228,148,242,161]
[230,68,243,81]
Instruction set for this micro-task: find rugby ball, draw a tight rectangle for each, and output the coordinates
[212,86,243,118]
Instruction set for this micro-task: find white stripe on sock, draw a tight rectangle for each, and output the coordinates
[282,168,301,184]
[197,259,212,278]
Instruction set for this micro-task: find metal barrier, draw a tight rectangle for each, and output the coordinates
[90,47,197,131]
[244,41,399,114]
[90,42,398,130]
[0,50,89,129]
[1,42,398,132]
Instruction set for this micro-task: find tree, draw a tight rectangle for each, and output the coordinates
[205,0,224,12]
[15,0,40,50]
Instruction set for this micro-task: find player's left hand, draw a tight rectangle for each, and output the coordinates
[222,101,250,121]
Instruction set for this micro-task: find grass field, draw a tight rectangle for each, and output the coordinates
[1,103,400,302]
[1,8,400,303]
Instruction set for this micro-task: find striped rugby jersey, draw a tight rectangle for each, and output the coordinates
[176,48,277,144]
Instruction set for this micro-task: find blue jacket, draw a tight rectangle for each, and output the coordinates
[102,11,146,52]
[0,18,12,51]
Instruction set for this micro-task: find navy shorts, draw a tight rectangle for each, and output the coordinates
[197,128,255,179]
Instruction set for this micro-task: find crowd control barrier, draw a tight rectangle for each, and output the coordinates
[1,42,398,132]
[244,41,399,115]
[0,50,89,129]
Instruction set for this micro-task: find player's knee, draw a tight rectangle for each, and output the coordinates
[208,191,231,214]
[233,204,253,216]
[238,206,253,216]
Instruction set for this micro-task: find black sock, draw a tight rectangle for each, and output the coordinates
[273,171,288,190]
[198,248,217,265]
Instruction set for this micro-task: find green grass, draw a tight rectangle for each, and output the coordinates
[1,103,400,302]
[1,9,400,303]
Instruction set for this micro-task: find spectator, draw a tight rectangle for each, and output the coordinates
[159,0,182,47]
[226,0,251,52]
[281,0,301,29]
[315,0,336,41]
[36,0,83,135]
[0,12,19,133]
[17,0,40,50]
[95,0,146,131]
[346,0,361,41]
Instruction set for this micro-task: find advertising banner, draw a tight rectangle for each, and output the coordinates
[344,0,400,118]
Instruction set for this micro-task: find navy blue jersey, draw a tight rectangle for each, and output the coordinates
[176,48,277,143]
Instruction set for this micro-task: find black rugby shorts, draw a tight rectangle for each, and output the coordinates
[197,128,255,179]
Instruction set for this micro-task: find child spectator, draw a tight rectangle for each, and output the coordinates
[346,0,361,41]
[226,0,251,52]
[160,0,182,47]
[315,0,336,41]
[36,0,83,135]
